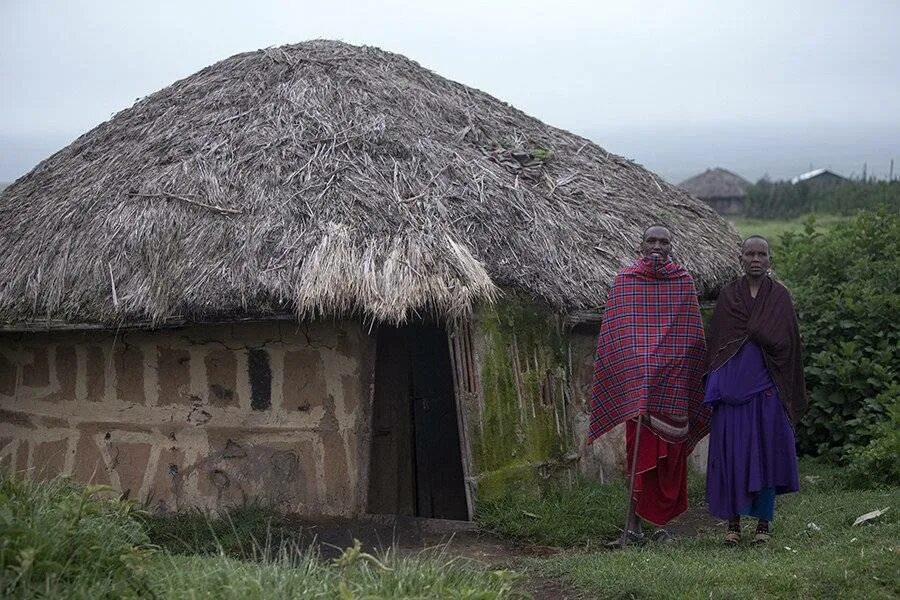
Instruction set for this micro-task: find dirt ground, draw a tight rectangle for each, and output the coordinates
[271,504,719,599]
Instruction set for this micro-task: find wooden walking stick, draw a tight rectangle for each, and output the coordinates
[624,413,644,537]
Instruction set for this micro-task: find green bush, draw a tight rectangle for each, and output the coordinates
[845,401,900,487]
[778,207,900,462]
[0,474,153,598]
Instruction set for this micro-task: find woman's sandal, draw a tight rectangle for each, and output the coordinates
[724,530,742,546]
[752,532,771,544]
[753,520,771,544]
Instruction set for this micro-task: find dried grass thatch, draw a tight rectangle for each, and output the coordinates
[679,167,750,199]
[0,40,740,329]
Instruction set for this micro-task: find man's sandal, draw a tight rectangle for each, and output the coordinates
[605,530,646,549]
[651,529,675,544]
[724,531,742,546]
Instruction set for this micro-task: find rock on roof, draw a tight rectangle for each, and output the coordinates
[0,40,740,328]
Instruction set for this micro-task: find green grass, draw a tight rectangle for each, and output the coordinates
[139,504,294,557]
[527,461,899,599]
[0,473,519,599]
[477,476,627,547]
[728,213,851,250]
[476,470,707,548]
[150,548,519,600]
[0,476,153,598]
[4,461,897,599]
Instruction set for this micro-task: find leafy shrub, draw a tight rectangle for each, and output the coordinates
[778,207,899,461]
[844,404,900,487]
[0,474,153,598]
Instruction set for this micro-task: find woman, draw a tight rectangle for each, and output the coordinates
[704,235,807,545]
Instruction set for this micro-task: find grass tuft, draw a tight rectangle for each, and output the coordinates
[477,476,626,547]
[139,504,291,558]
[151,545,520,600]
[0,473,153,598]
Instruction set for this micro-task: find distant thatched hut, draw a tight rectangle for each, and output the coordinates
[679,167,751,215]
[0,41,739,519]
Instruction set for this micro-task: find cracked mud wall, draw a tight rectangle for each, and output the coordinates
[568,326,627,483]
[0,321,374,516]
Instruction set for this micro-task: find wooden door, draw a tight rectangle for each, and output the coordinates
[367,323,468,520]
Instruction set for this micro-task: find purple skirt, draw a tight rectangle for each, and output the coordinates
[704,342,800,521]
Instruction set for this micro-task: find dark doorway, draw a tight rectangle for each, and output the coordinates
[367,323,469,520]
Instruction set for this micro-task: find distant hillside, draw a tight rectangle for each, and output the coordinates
[0,182,9,193]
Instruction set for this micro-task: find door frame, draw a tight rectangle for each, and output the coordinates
[364,319,476,520]
[445,319,479,520]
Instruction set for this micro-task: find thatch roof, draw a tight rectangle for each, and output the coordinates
[0,40,740,329]
[679,168,750,199]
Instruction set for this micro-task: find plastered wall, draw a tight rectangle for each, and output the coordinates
[0,321,373,515]
[568,327,628,483]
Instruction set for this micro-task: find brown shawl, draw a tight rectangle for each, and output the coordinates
[706,275,808,422]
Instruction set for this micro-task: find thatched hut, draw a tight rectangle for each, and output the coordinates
[679,167,751,215]
[0,40,740,519]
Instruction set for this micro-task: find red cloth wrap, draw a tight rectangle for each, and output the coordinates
[588,258,711,451]
[626,419,688,526]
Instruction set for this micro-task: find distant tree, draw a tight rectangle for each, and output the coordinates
[744,179,900,218]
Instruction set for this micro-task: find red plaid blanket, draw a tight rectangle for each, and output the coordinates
[588,258,710,450]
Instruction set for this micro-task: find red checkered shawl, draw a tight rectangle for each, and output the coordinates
[588,258,710,451]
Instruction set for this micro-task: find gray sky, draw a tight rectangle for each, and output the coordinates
[2,0,899,183]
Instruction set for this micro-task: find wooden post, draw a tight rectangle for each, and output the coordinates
[446,319,477,520]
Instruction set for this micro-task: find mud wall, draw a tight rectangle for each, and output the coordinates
[568,325,627,483]
[0,321,373,515]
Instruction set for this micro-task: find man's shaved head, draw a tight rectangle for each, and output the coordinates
[644,223,672,239]
[641,224,673,260]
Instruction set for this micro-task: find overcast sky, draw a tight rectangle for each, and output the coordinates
[2,0,899,184]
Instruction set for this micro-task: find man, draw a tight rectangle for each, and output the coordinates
[588,224,710,547]
[704,235,805,545]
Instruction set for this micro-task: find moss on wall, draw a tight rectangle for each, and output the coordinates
[473,299,573,500]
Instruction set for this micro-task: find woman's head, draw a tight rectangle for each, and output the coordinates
[740,235,771,278]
